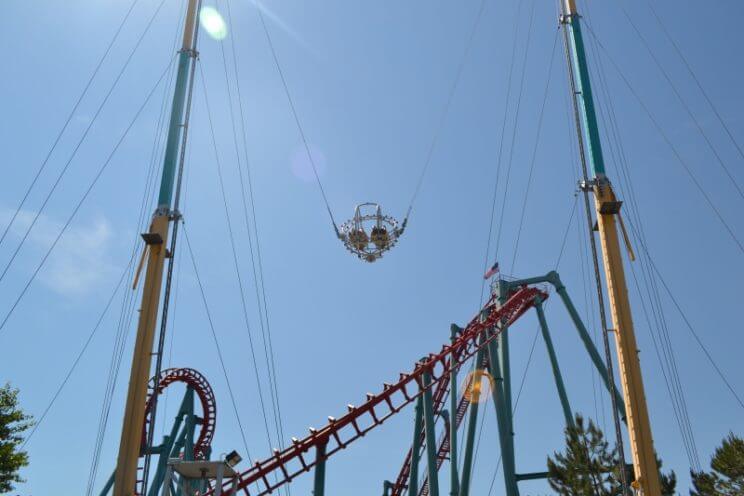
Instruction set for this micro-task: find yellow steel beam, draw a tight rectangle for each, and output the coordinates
[563,0,578,15]
[114,215,170,496]
[113,1,198,493]
[595,182,661,495]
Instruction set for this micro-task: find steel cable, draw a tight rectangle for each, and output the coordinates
[463,0,527,473]
[214,7,287,491]
[508,29,560,272]
[222,2,288,478]
[0,0,170,287]
[405,0,490,221]
[142,2,203,488]
[251,0,336,228]
[5,42,178,491]
[581,3,700,469]
[484,197,578,496]
[466,5,535,468]
[84,42,185,492]
[615,1,743,200]
[478,0,526,306]
[0,56,176,333]
[581,22,743,255]
[19,255,133,451]
[198,64,278,469]
[253,0,489,234]
[0,0,142,248]
[472,22,560,481]
[643,0,744,164]
[626,217,744,412]
[559,8,631,493]
[492,0,537,265]
[182,225,255,465]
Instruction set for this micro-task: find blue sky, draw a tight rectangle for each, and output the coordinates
[1,0,743,494]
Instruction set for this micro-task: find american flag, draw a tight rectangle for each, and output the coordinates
[483,261,499,280]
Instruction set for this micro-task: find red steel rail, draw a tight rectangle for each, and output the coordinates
[136,368,217,495]
[141,367,217,459]
[207,285,545,496]
[392,291,539,495]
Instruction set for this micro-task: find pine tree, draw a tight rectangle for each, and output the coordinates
[548,414,676,496]
[691,433,744,495]
[548,415,623,495]
[657,456,677,496]
[0,383,33,493]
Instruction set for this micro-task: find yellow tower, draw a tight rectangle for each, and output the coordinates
[561,0,662,493]
[113,1,201,494]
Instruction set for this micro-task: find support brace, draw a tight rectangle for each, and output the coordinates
[487,329,519,496]
[459,345,484,496]
[422,370,441,496]
[506,271,626,420]
[313,442,328,496]
[409,397,424,496]
[449,324,461,496]
[534,296,574,429]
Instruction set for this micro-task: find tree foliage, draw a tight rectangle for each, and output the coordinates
[0,383,33,493]
[547,414,676,495]
[548,415,620,495]
[657,456,678,496]
[691,433,744,495]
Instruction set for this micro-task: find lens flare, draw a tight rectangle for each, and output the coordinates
[199,6,228,41]
[462,370,495,404]
[291,143,327,182]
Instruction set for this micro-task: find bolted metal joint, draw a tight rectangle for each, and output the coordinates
[154,205,172,218]
[180,47,200,59]
[577,178,596,192]
[559,12,580,25]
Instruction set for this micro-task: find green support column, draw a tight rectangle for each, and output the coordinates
[174,406,198,496]
[487,330,519,496]
[561,0,606,177]
[422,370,441,496]
[459,345,485,496]
[148,388,194,496]
[550,272,627,420]
[516,471,550,482]
[170,425,192,496]
[313,442,328,496]
[498,331,513,421]
[491,286,518,496]
[497,329,515,446]
[534,297,574,429]
[493,280,513,417]
[504,271,626,420]
[101,388,198,496]
[449,324,461,496]
[409,397,424,496]
[157,48,196,209]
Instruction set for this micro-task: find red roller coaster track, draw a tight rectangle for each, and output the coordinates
[141,367,217,460]
[204,284,545,496]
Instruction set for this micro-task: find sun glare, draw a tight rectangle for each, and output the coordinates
[199,6,228,41]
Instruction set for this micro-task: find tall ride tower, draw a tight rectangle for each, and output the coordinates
[561,0,662,493]
[113,1,201,494]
